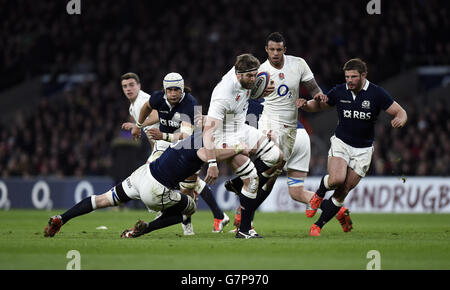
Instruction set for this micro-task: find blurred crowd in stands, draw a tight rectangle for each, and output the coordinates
[0,0,448,178]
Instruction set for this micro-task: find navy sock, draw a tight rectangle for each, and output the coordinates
[147,215,184,233]
[238,194,258,232]
[200,185,224,219]
[314,198,341,228]
[316,175,328,198]
[60,197,93,224]
[182,215,191,225]
[249,188,270,222]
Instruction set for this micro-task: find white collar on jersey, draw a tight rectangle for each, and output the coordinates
[164,92,185,110]
[346,79,370,100]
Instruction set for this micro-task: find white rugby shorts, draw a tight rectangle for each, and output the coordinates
[121,164,182,212]
[328,135,374,177]
[213,124,263,150]
[258,115,296,162]
[284,128,310,172]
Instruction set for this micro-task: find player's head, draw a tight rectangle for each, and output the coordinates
[343,58,368,92]
[121,72,141,101]
[265,32,287,68]
[163,72,184,105]
[235,53,260,89]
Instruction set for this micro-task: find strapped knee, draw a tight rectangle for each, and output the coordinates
[234,159,259,198]
[182,194,197,217]
[256,138,282,168]
[105,184,130,206]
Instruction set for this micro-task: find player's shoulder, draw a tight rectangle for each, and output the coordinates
[285,55,308,65]
[212,68,237,99]
[183,92,199,105]
[149,90,165,105]
[150,90,164,99]
[367,81,394,101]
[259,60,271,70]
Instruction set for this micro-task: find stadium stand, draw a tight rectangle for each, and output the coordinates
[0,0,448,177]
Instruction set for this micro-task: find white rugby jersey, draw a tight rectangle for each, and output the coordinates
[259,55,314,127]
[129,90,157,131]
[207,67,250,135]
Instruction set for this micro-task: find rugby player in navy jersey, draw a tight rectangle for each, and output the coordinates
[298,58,407,236]
[44,130,247,238]
[131,73,229,235]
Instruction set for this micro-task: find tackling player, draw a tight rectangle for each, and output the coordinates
[44,130,247,238]
[298,58,407,236]
[130,73,229,235]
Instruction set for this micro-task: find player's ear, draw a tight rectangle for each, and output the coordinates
[361,72,367,79]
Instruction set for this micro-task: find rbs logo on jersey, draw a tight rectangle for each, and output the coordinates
[343,110,372,120]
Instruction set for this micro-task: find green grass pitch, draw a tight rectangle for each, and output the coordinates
[1,209,449,270]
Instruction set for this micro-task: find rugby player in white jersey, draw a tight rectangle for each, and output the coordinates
[120,72,159,153]
[204,53,283,239]
[226,32,353,233]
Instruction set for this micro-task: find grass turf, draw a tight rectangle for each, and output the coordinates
[0,209,449,270]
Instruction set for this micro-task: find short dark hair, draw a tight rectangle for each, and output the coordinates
[343,58,368,74]
[234,53,260,73]
[121,72,140,84]
[265,32,286,47]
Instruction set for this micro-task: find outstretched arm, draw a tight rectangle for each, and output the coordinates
[385,101,407,128]
[202,116,221,184]
[296,98,332,112]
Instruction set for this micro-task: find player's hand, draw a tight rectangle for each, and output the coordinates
[391,117,405,128]
[146,128,163,140]
[313,92,328,103]
[131,126,141,140]
[261,80,274,98]
[121,122,135,131]
[205,166,219,185]
[296,98,308,109]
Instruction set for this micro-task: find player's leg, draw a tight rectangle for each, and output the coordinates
[287,170,315,203]
[179,174,198,235]
[311,167,361,235]
[122,193,197,238]
[232,138,283,238]
[44,170,137,237]
[308,135,350,217]
[194,177,229,232]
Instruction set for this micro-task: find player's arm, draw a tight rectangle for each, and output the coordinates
[143,110,159,127]
[385,101,407,128]
[297,98,331,112]
[202,116,221,184]
[302,78,327,102]
[122,110,159,131]
[131,102,153,139]
[146,121,193,142]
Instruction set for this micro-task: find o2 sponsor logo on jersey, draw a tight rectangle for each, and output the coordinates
[277,84,292,98]
[343,109,372,120]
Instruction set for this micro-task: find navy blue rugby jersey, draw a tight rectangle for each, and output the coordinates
[149,130,204,190]
[326,80,394,148]
[246,98,304,129]
[149,90,199,133]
